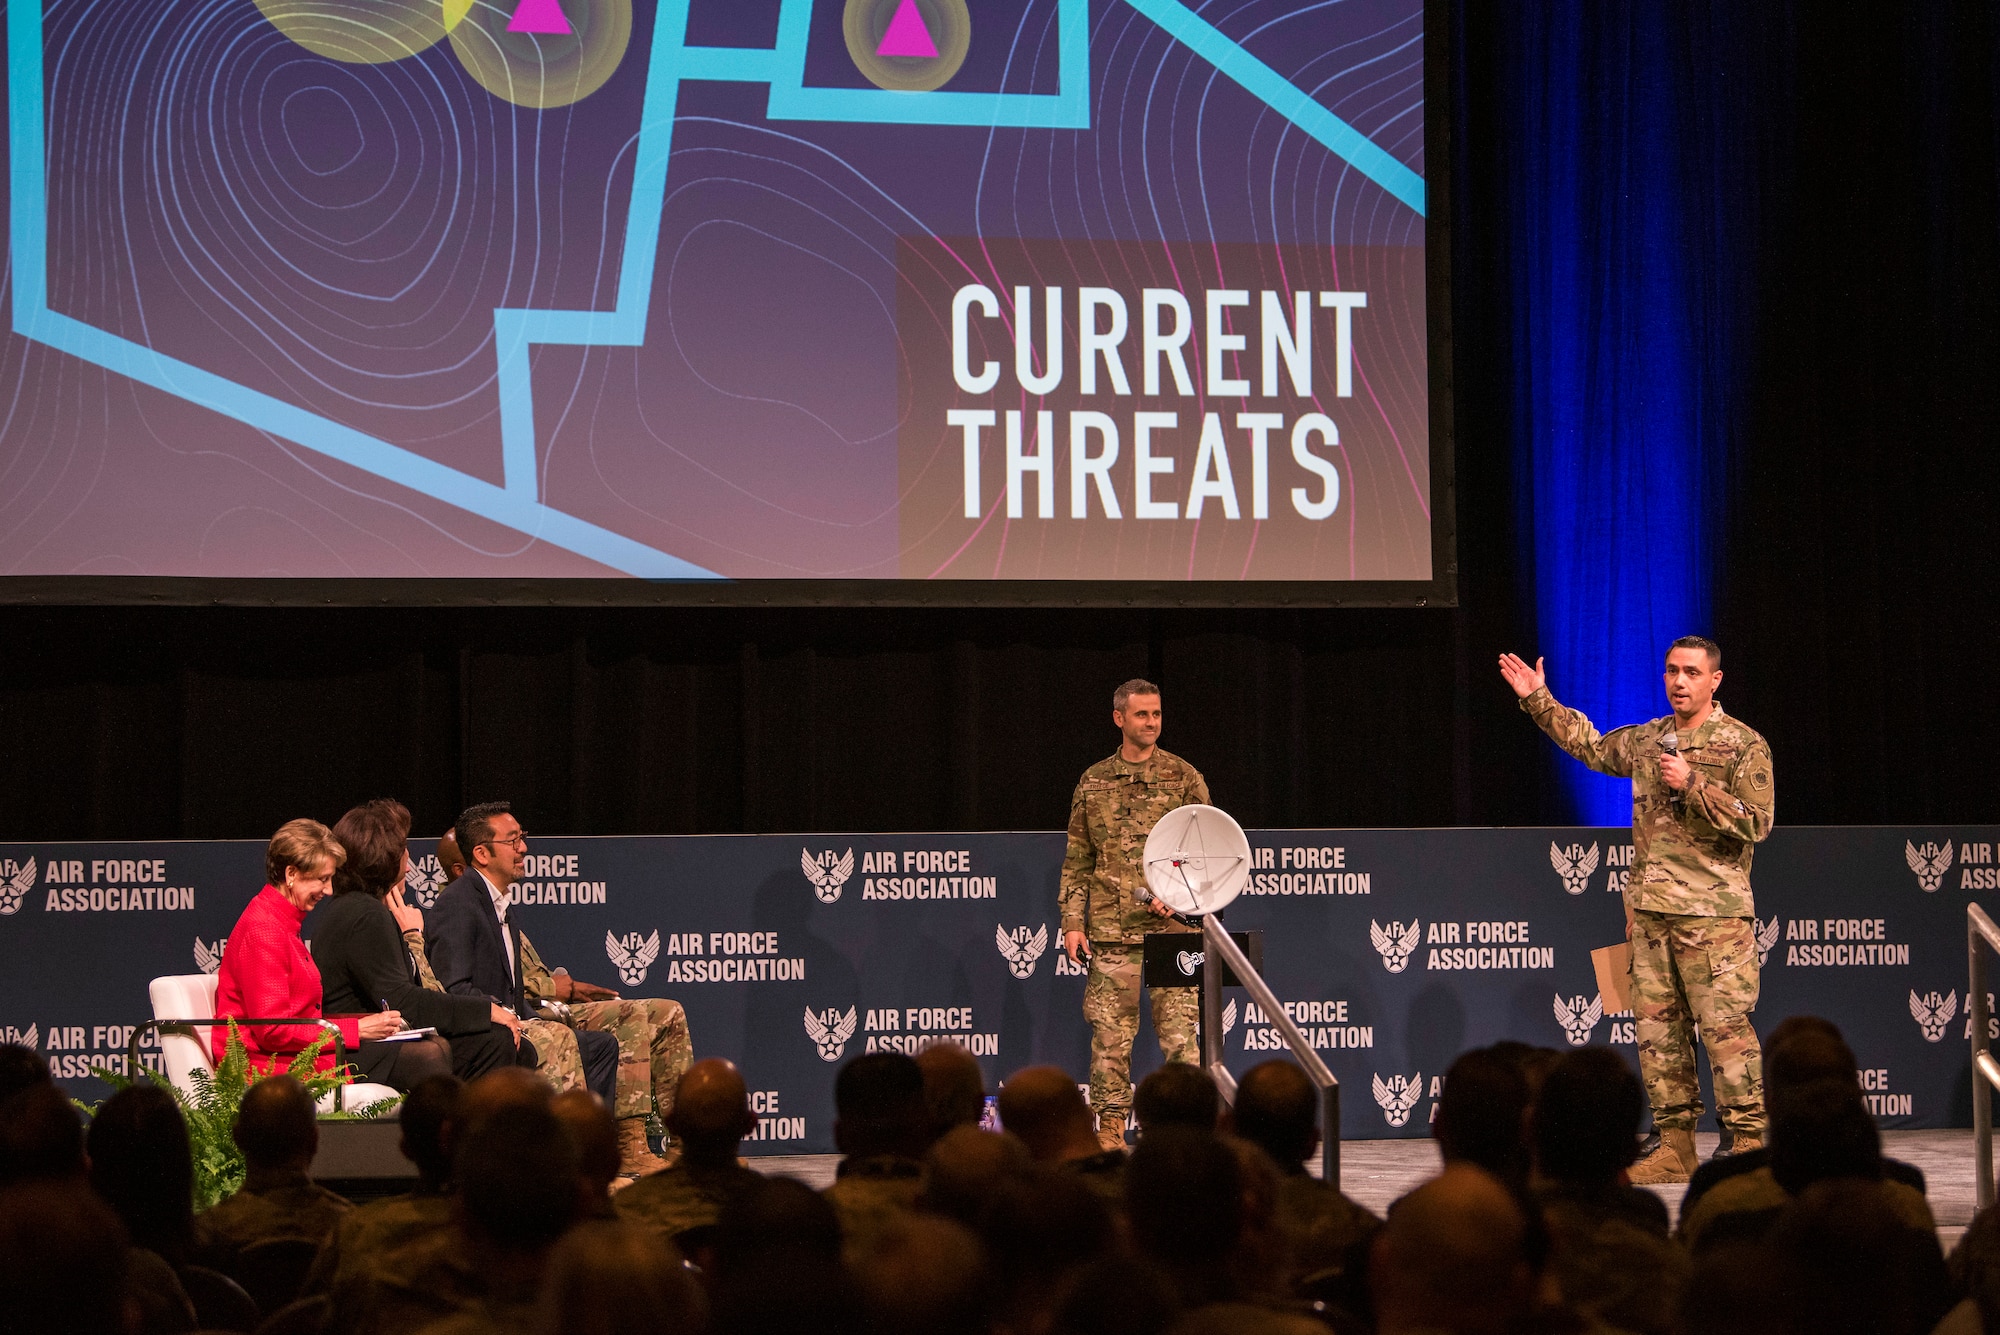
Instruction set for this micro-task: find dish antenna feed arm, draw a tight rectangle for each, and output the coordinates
[1142,805,1341,1186]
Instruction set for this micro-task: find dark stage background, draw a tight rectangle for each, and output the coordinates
[4,2,1998,842]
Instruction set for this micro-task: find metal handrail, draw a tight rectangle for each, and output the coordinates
[129,1018,355,1112]
[1199,916,1341,1185]
[1972,904,2000,1208]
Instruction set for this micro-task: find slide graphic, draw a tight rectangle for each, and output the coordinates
[1,0,1427,583]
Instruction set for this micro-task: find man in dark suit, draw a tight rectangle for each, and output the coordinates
[427,802,617,1107]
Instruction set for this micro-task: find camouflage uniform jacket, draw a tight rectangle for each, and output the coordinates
[305,1188,452,1296]
[615,1160,765,1247]
[193,1169,352,1272]
[1060,748,1210,945]
[1520,689,1774,917]
[823,1154,925,1263]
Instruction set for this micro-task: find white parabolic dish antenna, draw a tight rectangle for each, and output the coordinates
[1143,804,1253,915]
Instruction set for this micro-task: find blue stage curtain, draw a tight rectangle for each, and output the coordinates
[1490,5,1770,823]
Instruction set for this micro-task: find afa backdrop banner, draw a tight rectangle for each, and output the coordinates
[0,825,1989,1150]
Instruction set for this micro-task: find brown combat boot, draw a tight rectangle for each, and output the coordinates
[1628,1127,1698,1185]
[1726,1131,1765,1156]
[1096,1112,1127,1152]
[617,1117,669,1179]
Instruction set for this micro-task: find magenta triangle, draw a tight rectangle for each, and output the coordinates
[506,0,572,35]
[876,0,939,59]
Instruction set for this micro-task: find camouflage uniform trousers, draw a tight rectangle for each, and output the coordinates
[521,1018,588,1095]
[1084,941,1200,1132]
[568,998,693,1123]
[1630,910,1765,1136]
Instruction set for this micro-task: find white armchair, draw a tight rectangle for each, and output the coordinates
[143,974,399,1114]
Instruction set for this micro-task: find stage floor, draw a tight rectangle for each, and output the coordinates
[752,1130,1981,1249]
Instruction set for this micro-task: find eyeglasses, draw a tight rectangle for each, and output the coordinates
[480,831,528,849]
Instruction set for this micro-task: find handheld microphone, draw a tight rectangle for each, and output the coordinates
[1138,888,1205,930]
[1659,732,1684,804]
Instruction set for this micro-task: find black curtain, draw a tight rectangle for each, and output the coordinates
[3,2,1997,842]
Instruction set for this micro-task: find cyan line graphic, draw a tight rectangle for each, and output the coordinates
[6,0,1424,580]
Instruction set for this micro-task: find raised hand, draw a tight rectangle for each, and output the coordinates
[1497,653,1547,699]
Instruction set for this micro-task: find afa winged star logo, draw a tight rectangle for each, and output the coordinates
[996,925,1048,979]
[1906,840,1954,893]
[193,937,227,975]
[1372,1071,1424,1127]
[0,1023,38,1049]
[1754,916,1781,966]
[1549,842,1600,896]
[1222,998,1237,1036]
[1371,919,1421,973]
[0,857,38,915]
[802,848,855,904]
[1553,994,1604,1046]
[804,1005,859,1062]
[405,853,448,909]
[1910,989,1957,1043]
[605,930,660,988]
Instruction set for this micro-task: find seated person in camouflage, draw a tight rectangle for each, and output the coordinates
[552,1089,622,1219]
[917,1124,1030,1226]
[329,1069,571,1335]
[1681,1017,1926,1219]
[192,1076,352,1276]
[617,1059,765,1258]
[304,1073,459,1297]
[1679,1073,1935,1254]
[822,1053,929,1264]
[1529,1049,1688,1335]
[996,1066,1127,1208]
[1134,1062,1221,1135]
[437,827,694,1180]
[1224,1058,1380,1308]
[914,1041,985,1142]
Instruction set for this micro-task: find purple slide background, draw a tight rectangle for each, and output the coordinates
[0,0,1424,581]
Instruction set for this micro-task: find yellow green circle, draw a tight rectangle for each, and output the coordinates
[254,0,463,65]
[446,0,631,109]
[843,0,971,94]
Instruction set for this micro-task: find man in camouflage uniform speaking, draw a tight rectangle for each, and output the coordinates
[1500,636,1775,1184]
[1061,678,1210,1150]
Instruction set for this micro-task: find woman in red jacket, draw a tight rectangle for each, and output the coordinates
[211,818,403,1074]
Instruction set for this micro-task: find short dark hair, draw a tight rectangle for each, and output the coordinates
[1669,635,1722,669]
[332,798,412,897]
[455,802,513,867]
[1231,1060,1319,1168]
[1133,1062,1219,1133]
[1532,1048,1645,1183]
[0,1044,50,1106]
[399,1074,461,1185]
[1113,678,1161,711]
[233,1075,318,1171]
[85,1085,193,1258]
[457,1103,580,1248]
[834,1053,928,1159]
[0,1083,85,1187]
[1434,1047,1531,1188]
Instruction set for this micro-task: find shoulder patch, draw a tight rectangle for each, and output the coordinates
[1750,769,1771,790]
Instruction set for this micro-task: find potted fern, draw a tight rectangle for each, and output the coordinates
[84,1019,400,1211]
